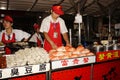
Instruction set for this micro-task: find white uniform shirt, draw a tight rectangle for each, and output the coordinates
[29,33,43,44]
[40,15,68,33]
[0,29,30,41]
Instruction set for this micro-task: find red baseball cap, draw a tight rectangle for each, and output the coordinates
[3,15,13,23]
[33,23,40,30]
[52,4,64,15]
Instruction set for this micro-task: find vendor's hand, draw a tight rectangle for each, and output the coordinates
[66,43,72,47]
[51,42,58,50]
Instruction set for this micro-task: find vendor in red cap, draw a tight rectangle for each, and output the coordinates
[0,15,30,54]
[40,4,71,52]
[29,23,43,47]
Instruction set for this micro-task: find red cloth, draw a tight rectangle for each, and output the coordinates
[52,5,64,15]
[44,22,62,52]
[33,23,40,30]
[36,37,41,47]
[1,33,16,54]
[3,15,13,23]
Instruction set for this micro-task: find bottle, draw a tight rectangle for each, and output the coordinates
[108,32,112,44]
[83,41,87,48]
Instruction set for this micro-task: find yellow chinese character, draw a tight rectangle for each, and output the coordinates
[106,52,112,59]
[113,51,119,58]
[99,54,105,60]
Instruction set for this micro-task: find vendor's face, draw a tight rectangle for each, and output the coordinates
[51,11,60,19]
[3,20,12,29]
[36,28,40,33]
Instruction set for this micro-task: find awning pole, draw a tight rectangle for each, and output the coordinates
[108,9,111,33]
[78,23,81,45]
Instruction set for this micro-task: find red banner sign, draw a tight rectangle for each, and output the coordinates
[96,50,120,62]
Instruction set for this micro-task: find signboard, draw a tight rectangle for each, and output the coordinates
[96,50,120,62]
[51,55,96,69]
[0,63,50,79]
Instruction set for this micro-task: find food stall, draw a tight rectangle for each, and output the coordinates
[0,41,120,80]
[49,42,120,80]
[0,1,120,80]
[0,42,50,80]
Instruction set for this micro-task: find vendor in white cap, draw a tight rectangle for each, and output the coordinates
[29,23,43,47]
[40,4,71,52]
[0,15,30,54]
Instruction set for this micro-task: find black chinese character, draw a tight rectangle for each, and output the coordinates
[102,67,117,80]
[39,64,46,71]
[74,76,82,80]
[25,66,32,74]
[11,68,19,76]
[0,70,2,78]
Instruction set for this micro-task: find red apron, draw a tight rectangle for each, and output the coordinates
[36,37,41,47]
[1,33,16,54]
[44,22,62,52]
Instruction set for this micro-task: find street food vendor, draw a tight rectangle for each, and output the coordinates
[40,4,71,52]
[29,23,43,47]
[0,15,30,54]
